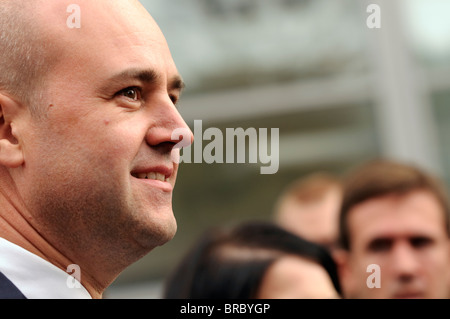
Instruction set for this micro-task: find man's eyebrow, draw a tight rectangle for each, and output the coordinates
[104,68,185,91]
[171,76,185,91]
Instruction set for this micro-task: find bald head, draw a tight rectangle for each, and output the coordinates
[0,1,53,112]
[0,0,164,116]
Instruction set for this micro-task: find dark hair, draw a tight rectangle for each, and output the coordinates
[163,221,341,298]
[338,159,450,250]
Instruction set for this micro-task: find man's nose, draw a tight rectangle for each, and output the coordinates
[390,241,420,281]
[145,101,194,149]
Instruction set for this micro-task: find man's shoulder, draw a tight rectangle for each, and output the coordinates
[0,272,26,299]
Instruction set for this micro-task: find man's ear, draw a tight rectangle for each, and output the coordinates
[333,248,354,298]
[0,93,25,168]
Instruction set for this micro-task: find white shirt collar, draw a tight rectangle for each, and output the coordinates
[0,238,91,299]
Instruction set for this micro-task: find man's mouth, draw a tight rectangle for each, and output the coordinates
[393,293,423,299]
[393,288,424,299]
[131,172,168,182]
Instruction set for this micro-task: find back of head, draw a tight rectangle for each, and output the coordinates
[164,221,341,298]
[274,173,342,249]
[338,159,450,250]
[163,224,274,299]
[0,1,53,111]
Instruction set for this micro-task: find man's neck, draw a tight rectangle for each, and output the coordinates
[0,171,105,298]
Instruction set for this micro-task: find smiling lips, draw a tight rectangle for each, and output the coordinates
[132,172,167,182]
[131,165,173,184]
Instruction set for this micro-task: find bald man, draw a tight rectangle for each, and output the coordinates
[274,173,342,251]
[0,0,193,298]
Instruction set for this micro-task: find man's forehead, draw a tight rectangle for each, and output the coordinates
[348,192,447,244]
[34,0,160,39]
[35,0,145,15]
[33,0,177,81]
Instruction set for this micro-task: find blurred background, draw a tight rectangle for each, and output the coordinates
[105,0,450,298]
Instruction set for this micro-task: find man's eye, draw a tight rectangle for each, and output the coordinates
[169,94,178,105]
[118,87,141,101]
[368,238,392,252]
[411,237,433,249]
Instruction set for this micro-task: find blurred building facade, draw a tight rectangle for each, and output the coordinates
[106,0,450,298]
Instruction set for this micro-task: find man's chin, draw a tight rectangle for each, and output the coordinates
[134,213,177,249]
[156,218,178,247]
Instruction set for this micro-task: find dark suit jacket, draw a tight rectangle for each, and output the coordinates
[0,272,26,299]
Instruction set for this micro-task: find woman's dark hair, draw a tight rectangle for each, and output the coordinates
[163,221,341,298]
